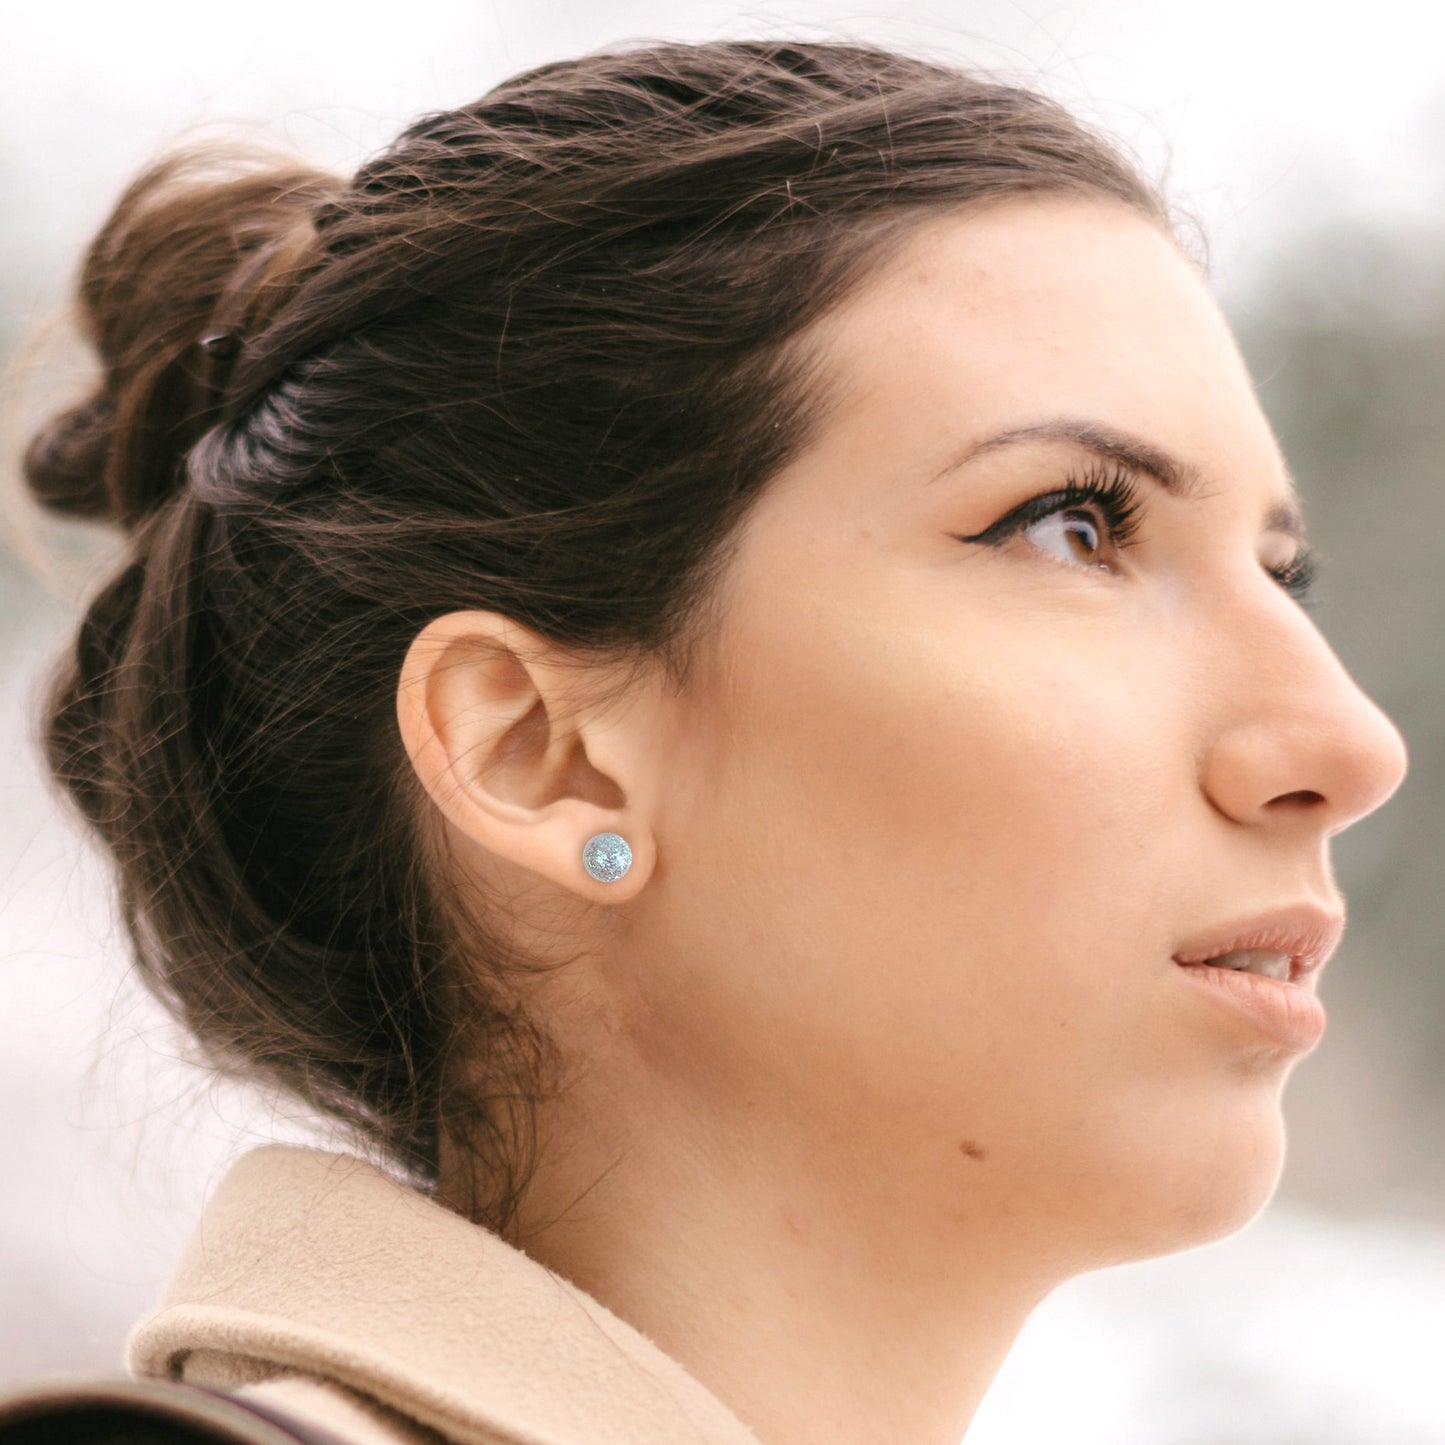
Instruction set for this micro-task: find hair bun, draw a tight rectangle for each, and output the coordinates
[23,144,342,530]
[23,393,116,521]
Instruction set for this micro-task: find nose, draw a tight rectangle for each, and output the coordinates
[1199,601,1409,837]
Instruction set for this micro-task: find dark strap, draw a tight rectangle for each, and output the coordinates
[0,1376,357,1445]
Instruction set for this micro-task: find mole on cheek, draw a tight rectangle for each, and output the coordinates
[958,1139,988,1162]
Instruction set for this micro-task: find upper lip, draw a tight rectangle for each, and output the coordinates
[1171,903,1345,983]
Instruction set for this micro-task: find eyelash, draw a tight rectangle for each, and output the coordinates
[955,460,1319,608]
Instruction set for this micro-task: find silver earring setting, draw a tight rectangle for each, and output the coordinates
[582,832,632,883]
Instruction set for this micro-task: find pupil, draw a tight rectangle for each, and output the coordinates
[1065,514,1099,560]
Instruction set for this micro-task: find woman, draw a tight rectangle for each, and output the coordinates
[13,37,1407,1445]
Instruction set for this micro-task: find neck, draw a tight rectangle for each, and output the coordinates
[491,1091,1063,1445]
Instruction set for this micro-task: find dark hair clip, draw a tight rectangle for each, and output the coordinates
[199,331,242,360]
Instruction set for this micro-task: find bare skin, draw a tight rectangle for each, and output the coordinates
[397,197,1408,1445]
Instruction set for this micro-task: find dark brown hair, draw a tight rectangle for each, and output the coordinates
[25,39,1168,1229]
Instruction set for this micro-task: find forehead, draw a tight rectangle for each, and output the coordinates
[797,195,1283,487]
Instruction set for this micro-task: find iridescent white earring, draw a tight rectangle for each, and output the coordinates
[582,831,633,883]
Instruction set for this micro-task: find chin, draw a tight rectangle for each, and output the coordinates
[1073,1089,1291,1268]
[1144,1086,1294,1260]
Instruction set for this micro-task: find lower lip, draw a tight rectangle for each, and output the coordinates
[1175,962,1327,1053]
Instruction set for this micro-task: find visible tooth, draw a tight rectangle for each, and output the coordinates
[1256,952,1293,981]
[1211,947,1293,979]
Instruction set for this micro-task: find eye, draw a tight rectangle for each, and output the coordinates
[1265,545,1319,609]
[952,462,1145,574]
[952,460,1322,607]
[1023,507,1110,568]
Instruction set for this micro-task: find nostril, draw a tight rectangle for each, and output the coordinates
[1267,789,1326,809]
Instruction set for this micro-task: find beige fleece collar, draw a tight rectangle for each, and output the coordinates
[126,1145,762,1445]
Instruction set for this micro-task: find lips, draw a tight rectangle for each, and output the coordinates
[1171,903,1345,984]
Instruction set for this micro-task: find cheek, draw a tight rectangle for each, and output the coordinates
[651,598,1189,1108]
[741,603,1184,965]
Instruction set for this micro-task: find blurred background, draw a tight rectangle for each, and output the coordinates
[2,2,1442,1441]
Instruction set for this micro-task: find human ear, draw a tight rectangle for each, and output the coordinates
[395,610,656,900]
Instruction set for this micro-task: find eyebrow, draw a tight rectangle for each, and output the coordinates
[930,416,1306,538]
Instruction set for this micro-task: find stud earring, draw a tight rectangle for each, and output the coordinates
[582,832,633,883]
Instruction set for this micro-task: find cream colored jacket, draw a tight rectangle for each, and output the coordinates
[127,1145,763,1445]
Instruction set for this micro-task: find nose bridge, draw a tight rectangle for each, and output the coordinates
[1199,592,1408,835]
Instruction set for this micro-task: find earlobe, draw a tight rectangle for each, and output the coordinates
[395,610,654,899]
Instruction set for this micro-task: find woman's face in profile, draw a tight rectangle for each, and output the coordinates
[623,196,1408,1267]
